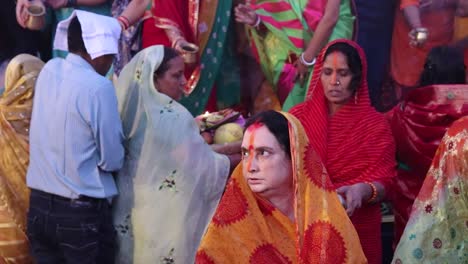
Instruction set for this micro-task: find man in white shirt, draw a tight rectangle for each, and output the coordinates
[26,11,124,263]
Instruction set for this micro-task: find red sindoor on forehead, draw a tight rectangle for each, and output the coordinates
[245,122,263,171]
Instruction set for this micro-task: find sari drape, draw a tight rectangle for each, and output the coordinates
[390,84,468,245]
[290,39,396,264]
[142,0,240,115]
[390,0,467,89]
[196,112,366,263]
[247,0,354,111]
[0,54,44,264]
[113,46,230,264]
[392,116,468,263]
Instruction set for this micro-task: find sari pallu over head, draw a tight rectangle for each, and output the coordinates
[113,45,230,264]
[149,0,240,115]
[0,54,44,263]
[247,0,355,110]
[290,39,396,264]
[196,112,366,263]
[391,84,468,244]
[392,116,468,264]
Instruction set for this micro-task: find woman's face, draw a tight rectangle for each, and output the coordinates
[321,51,354,106]
[241,124,293,200]
[154,56,186,101]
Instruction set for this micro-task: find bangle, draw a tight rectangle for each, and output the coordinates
[365,182,378,204]
[251,15,261,27]
[300,53,316,67]
[118,15,130,30]
[66,0,77,7]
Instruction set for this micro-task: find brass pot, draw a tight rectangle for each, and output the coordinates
[26,3,46,31]
[181,43,199,64]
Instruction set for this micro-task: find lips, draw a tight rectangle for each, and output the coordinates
[328,90,342,97]
[247,178,263,184]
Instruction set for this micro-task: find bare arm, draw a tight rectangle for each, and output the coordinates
[295,0,339,84]
[302,0,340,62]
[118,0,150,27]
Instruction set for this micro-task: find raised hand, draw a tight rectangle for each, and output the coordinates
[235,4,257,26]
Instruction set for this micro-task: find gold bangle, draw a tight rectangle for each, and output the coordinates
[365,182,377,204]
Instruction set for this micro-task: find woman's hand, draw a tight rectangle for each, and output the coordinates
[336,182,372,216]
[408,27,429,47]
[294,58,309,87]
[235,4,257,26]
[16,0,31,28]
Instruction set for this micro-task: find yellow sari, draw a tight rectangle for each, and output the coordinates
[0,54,44,263]
[196,112,366,263]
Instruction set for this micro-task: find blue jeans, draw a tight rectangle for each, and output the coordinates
[27,189,116,264]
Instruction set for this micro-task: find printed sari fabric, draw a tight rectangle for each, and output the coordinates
[247,0,354,111]
[142,0,240,116]
[0,54,44,263]
[290,39,396,264]
[196,112,366,263]
[392,116,468,264]
[391,84,468,245]
[390,0,468,90]
[113,46,230,264]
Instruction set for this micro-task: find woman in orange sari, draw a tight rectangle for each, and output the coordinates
[290,39,396,264]
[0,54,44,263]
[196,110,366,263]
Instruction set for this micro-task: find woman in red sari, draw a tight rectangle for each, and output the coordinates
[391,45,468,246]
[290,39,396,264]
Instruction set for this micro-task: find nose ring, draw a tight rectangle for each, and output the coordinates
[335,81,340,85]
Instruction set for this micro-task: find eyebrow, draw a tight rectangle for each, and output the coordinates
[241,146,276,152]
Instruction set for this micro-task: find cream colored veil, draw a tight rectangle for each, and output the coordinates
[112,45,229,263]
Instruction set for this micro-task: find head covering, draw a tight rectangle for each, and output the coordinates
[393,116,468,263]
[0,54,44,263]
[391,84,468,244]
[112,45,229,263]
[290,39,396,264]
[53,10,121,59]
[196,111,367,263]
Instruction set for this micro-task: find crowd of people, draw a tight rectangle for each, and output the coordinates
[0,0,467,263]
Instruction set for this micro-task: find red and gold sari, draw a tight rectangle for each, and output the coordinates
[196,112,366,263]
[290,39,396,264]
[0,54,44,263]
[390,84,468,245]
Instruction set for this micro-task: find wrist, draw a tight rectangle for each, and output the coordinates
[300,53,316,67]
[118,15,130,31]
[364,182,377,204]
[250,15,261,27]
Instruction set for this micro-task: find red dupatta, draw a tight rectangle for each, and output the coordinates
[290,39,396,264]
[290,39,395,188]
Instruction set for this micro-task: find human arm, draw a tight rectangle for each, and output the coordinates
[336,181,385,216]
[90,82,125,172]
[402,1,429,46]
[295,0,340,85]
[117,0,151,30]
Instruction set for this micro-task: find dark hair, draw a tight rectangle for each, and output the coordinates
[419,46,466,87]
[244,110,291,159]
[67,17,87,53]
[323,42,363,94]
[154,47,180,76]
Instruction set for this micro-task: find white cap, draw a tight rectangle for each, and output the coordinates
[53,10,121,59]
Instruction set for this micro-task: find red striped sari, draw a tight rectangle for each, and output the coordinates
[290,39,396,264]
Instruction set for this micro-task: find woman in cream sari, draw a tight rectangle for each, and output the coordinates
[113,45,231,263]
[0,54,44,263]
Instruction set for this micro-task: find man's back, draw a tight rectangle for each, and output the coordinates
[27,53,124,199]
